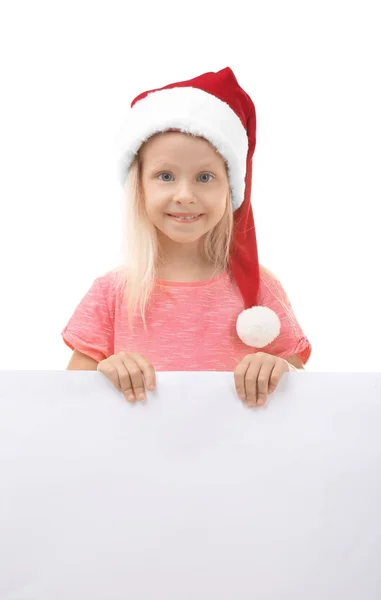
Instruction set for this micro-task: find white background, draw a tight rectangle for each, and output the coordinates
[0,0,380,371]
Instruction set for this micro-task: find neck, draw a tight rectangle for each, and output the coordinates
[157,234,205,267]
[156,262,223,282]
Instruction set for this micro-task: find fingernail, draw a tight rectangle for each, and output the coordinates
[147,384,155,391]
[127,395,135,402]
[138,393,145,400]
[238,394,246,400]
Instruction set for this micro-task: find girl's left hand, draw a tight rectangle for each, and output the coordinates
[234,352,292,408]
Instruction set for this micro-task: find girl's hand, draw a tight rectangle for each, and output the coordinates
[97,352,156,403]
[234,352,291,408]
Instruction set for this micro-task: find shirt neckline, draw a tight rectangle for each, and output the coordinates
[154,269,230,288]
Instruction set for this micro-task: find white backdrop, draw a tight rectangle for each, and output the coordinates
[1,371,381,599]
[1,0,380,371]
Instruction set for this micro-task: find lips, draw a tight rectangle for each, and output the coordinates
[167,213,204,223]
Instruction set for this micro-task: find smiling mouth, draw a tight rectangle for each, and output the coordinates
[166,214,204,222]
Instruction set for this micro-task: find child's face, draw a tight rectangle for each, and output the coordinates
[140,131,229,249]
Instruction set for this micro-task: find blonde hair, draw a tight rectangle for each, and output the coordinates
[112,149,234,330]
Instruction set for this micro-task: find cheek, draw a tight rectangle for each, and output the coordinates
[145,204,166,226]
[143,188,168,218]
[206,193,227,219]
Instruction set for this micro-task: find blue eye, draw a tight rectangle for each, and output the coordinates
[157,172,214,182]
[198,173,213,183]
[158,173,173,182]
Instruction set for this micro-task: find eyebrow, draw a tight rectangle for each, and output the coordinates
[148,160,220,170]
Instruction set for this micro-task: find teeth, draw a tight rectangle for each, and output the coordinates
[171,215,199,220]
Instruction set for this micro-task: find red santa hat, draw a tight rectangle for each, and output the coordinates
[114,67,280,348]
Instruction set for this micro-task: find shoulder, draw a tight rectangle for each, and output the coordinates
[258,264,291,305]
[95,266,127,291]
[89,266,127,313]
[258,264,283,290]
[259,264,280,281]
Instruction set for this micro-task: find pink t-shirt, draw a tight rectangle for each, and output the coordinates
[61,267,311,371]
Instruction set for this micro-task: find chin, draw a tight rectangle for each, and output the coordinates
[165,232,205,243]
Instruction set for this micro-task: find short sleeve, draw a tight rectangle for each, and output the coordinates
[61,276,114,362]
[258,267,312,366]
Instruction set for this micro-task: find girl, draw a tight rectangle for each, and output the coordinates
[62,67,311,408]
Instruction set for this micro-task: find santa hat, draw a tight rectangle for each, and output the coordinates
[114,67,280,348]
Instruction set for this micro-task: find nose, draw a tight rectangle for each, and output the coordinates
[172,179,196,204]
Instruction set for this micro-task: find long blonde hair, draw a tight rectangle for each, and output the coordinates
[112,150,234,330]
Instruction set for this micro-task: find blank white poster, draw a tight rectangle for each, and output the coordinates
[0,371,380,599]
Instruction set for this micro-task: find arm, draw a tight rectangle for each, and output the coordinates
[66,349,99,371]
[286,354,305,371]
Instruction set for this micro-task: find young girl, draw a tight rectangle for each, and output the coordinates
[62,67,311,409]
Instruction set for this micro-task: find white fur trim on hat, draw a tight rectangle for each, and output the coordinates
[236,306,281,347]
[113,86,249,211]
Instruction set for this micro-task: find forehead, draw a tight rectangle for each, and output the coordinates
[139,131,224,166]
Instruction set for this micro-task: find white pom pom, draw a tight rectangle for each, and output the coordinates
[236,306,281,348]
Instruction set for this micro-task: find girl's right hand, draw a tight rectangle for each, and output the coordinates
[97,351,156,403]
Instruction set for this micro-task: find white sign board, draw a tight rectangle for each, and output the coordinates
[0,371,381,599]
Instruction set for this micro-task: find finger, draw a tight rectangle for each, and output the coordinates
[128,353,156,391]
[121,356,146,401]
[255,359,276,406]
[268,360,287,394]
[234,355,252,402]
[98,356,125,392]
[112,354,136,402]
[244,360,263,407]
